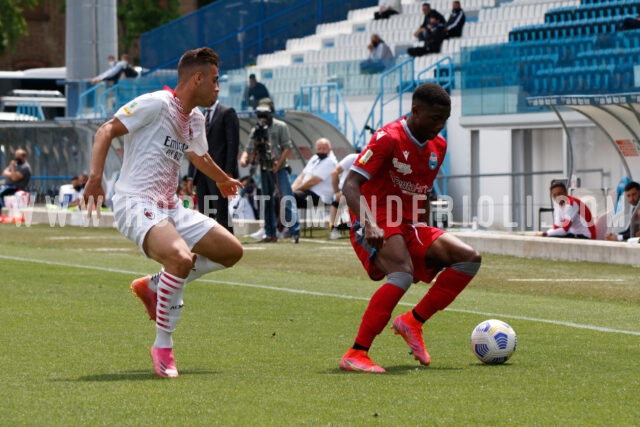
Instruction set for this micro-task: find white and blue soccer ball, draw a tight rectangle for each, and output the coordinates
[470,319,517,365]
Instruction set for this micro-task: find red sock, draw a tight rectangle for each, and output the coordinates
[414,267,474,322]
[354,283,406,349]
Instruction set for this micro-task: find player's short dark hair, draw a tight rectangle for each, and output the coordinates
[624,181,640,192]
[177,47,220,79]
[550,180,567,192]
[413,83,450,108]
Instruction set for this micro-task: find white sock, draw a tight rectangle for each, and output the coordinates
[186,254,225,283]
[148,270,162,293]
[154,271,186,349]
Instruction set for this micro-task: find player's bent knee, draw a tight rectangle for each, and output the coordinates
[164,248,196,277]
[225,243,243,267]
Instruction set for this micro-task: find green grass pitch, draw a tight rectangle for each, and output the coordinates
[1,224,639,425]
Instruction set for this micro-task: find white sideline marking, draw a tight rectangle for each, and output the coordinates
[509,278,625,282]
[2,254,639,337]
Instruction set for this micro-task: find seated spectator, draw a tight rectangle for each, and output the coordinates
[292,138,337,208]
[605,181,640,241]
[66,175,86,208]
[0,148,31,208]
[360,34,394,74]
[445,1,465,38]
[243,74,271,110]
[408,15,446,57]
[328,151,359,240]
[536,181,595,239]
[91,54,137,85]
[230,175,260,221]
[621,15,640,31]
[374,0,402,20]
[413,2,445,42]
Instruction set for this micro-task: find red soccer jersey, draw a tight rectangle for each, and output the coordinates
[350,117,447,224]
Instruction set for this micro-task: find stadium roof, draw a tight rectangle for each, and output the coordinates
[528,93,640,179]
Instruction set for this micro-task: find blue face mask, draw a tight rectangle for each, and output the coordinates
[316,153,328,160]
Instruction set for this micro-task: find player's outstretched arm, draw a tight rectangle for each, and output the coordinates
[83,118,128,217]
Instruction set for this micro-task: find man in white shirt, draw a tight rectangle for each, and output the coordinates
[292,138,337,208]
[83,47,243,378]
[374,0,402,20]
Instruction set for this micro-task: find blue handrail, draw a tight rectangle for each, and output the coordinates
[295,83,359,148]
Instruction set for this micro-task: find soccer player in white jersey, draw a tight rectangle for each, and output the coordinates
[83,47,244,378]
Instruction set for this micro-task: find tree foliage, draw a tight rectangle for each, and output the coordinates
[0,0,40,56]
[118,0,180,52]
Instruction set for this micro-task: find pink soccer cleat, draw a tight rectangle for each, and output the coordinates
[149,345,179,378]
[391,312,431,366]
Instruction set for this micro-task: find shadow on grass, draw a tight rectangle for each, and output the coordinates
[53,369,219,382]
[323,365,463,375]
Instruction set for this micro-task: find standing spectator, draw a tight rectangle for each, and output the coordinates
[536,181,595,239]
[91,54,137,85]
[605,181,640,241]
[292,138,337,208]
[339,83,481,372]
[408,15,446,57]
[239,101,300,243]
[374,0,402,20]
[360,34,395,74]
[188,100,240,233]
[82,47,244,378]
[445,1,466,38]
[0,148,31,208]
[243,74,271,110]
[328,151,359,240]
[412,2,445,42]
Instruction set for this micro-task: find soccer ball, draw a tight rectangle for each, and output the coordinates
[470,319,517,365]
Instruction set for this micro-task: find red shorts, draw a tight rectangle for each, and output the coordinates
[349,220,445,283]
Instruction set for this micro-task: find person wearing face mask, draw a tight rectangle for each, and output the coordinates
[359,34,394,74]
[239,100,300,243]
[1,148,32,208]
[292,138,337,209]
[535,180,595,239]
[65,175,85,208]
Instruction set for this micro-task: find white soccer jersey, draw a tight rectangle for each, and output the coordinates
[114,89,208,208]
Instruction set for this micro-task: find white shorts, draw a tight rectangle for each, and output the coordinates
[112,195,217,255]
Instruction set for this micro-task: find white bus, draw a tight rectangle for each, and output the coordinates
[0,67,67,121]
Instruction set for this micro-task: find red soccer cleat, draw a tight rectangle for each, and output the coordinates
[339,348,386,373]
[130,276,157,321]
[391,312,431,366]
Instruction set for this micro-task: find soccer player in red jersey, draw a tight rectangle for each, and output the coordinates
[339,83,481,373]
